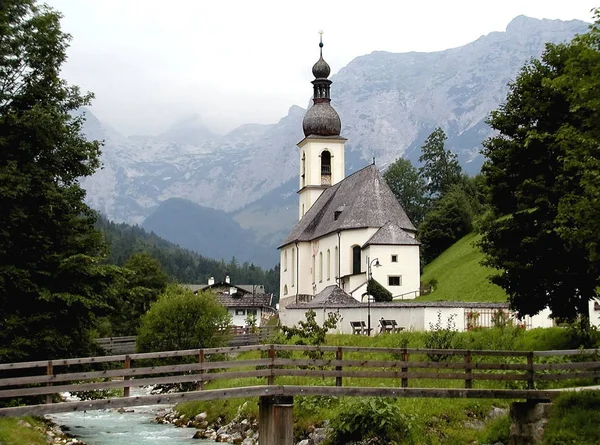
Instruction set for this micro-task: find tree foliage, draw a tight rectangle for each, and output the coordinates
[136,285,231,352]
[480,11,600,323]
[418,127,463,197]
[383,157,429,226]
[418,185,475,264]
[0,1,118,361]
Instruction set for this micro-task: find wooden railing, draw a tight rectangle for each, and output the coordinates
[95,327,278,355]
[1,345,598,416]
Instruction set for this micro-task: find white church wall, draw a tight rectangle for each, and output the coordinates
[590,300,600,328]
[367,245,421,300]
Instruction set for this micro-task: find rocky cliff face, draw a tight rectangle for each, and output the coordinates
[79,16,589,266]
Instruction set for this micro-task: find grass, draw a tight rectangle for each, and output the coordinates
[416,232,508,303]
[0,417,49,445]
[174,326,597,444]
[543,390,600,444]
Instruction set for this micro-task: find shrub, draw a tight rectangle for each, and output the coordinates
[326,397,410,445]
[367,278,393,302]
[424,311,459,361]
[137,284,231,352]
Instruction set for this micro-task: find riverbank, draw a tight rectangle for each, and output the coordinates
[0,416,87,445]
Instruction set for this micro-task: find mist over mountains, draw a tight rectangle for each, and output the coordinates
[80,16,589,268]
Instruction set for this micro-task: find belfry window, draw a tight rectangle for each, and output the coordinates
[321,151,331,174]
[321,150,331,185]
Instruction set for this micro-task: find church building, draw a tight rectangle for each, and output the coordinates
[279,38,420,304]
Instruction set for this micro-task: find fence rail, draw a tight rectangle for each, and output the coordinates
[1,345,599,416]
[95,327,277,355]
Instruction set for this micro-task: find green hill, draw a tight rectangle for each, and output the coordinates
[415,232,508,303]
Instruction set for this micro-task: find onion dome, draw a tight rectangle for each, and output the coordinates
[302,34,341,137]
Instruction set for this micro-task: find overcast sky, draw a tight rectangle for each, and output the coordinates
[46,0,597,136]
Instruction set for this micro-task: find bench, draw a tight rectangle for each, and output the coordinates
[350,321,371,335]
[379,319,403,334]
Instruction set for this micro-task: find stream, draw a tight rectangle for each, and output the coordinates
[48,391,218,445]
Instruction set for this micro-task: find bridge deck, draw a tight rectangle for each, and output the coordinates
[1,344,598,417]
[0,385,563,417]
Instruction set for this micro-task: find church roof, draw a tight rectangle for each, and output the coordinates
[300,285,360,308]
[363,221,421,247]
[280,164,416,247]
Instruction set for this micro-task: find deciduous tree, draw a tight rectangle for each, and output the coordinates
[383,157,428,226]
[480,12,600,325]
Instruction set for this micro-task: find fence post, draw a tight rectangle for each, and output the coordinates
[45,361,53,404]
[123,355,131,397]
[527,352,534,390]
[465,351,472,389]
[197,349,205,391]
[335,347,343,387]
[268,344,275,385]
[401,348,409,388]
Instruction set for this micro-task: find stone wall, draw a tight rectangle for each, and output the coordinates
[509,401,552,445]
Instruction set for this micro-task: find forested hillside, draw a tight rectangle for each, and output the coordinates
[96,216,280,295]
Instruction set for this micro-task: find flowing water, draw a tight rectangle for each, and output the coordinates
[48,391,218,445]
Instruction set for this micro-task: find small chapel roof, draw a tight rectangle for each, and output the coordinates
[280,164,416,247]
[299,285,360,308]
[363,221,421,247]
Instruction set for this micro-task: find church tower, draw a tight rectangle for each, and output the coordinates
[297,35,346,220]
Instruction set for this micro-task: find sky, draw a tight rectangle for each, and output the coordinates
[46,0,598,136]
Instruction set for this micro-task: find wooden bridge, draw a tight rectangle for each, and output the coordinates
[1,345,599,444]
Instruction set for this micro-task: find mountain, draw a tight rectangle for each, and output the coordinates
[80,16,589,265]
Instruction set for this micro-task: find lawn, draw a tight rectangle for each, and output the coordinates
[416,232,508,303]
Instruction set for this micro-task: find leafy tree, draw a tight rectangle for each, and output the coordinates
[383,157,429,226]
[366,278,393,302]
[137,284,231,352]
[418,185,475,264]
[418,127,463,197]
[480,13,600,325]
[0,1,119,362]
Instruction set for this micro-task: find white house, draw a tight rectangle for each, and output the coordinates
[279,38,420,305]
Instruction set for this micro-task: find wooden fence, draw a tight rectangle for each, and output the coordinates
[0,345,599,416]
[96,327,277,355]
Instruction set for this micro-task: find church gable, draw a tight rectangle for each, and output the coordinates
[363,221,421,248]
[281,164,415,246]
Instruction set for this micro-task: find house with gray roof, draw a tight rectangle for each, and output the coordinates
[279,39,420,308]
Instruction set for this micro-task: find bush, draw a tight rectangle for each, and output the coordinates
[543,390,600,444]
[367,278,392,302]
[137,284,231,352]
[326,397,411,445]
[424,311,459,361]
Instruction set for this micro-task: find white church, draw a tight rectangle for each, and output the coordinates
[278,38,421,305]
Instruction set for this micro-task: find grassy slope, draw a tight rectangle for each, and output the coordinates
[415,232,508,303]
[0,417,48,445]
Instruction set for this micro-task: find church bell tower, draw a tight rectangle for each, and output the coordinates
[297,34,347,220]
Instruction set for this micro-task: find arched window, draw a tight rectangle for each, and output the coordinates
[319,252,323,282]
[284,249,288,271]
[291,248,296,287]
[321,150,331,185]
[352,245,361,275]
[283,285,288,295]
[327,249,331,281]
[312,255,316,284]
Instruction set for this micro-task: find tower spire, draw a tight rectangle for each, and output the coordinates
[302,32,340,137]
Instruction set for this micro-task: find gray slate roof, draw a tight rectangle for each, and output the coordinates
[281,164,415,247]
[304,285,361,308]
[215,292,273,309]
[363,221,421,247]
[183,283,266,295]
